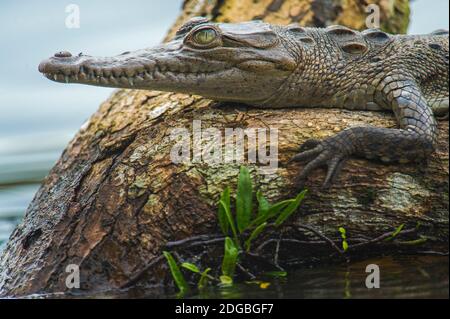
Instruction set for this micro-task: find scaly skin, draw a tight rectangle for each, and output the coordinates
[39,18,449,187]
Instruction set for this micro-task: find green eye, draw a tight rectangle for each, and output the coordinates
[193,28,217,45]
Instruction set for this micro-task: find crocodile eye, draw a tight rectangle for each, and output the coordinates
[193,28,217,45]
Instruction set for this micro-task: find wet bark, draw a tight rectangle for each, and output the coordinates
[1,0,448,297]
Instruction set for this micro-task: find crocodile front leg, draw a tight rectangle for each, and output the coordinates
[290,80,438,188]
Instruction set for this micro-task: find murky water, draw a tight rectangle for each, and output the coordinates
[192,256,449,299]
[19,255,449,299]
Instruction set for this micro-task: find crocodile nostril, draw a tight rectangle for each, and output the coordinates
[54,51,73,58]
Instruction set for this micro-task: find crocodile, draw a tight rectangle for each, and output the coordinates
[38,18,449,187]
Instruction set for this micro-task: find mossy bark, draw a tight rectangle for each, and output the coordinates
[1,0,448,297]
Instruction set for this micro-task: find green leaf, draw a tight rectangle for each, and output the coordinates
[181,262,200,273]
[339,227,349,252]
[236,166,253,233]
[264,271,288,278]
[342,240,349,252]
[396,236,428,245]
[221,237,239,280]
[218,186,231,235]
[339,227,347,239]
[385,224,405,242]
[392,225,404,237]
[245,222,267,252]
[275,190,307,227]
[219,200,239,245]
[220,275,233,286]
[198,268,212,290]
[256,191,270,219]
[163,251,189,294]
[250,199,293,227]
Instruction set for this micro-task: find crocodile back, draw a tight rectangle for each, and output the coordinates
[276,25,449,115]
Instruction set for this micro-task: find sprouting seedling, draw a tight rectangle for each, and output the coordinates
[339,227,349,252]
[163,251,189,295]
[221,237,239,285]
[384,224,405,242]
[236,166,253,234]
[219,166,307,248]
[181,263,215,290]
[165,166,308,294]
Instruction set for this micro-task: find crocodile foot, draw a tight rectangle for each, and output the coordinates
[289,137,350,189]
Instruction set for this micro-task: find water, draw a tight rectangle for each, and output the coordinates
[21,255,450,299]
[193,256,449,299]
[0,0,448,297]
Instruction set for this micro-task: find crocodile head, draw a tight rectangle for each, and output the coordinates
[38,18,297,105]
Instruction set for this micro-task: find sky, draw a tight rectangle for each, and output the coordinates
[0,0,182,136]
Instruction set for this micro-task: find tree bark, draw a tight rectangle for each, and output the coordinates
[1,0,447,297]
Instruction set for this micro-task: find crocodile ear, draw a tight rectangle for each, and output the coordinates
[223,30,279,48]
[221,22,279,48]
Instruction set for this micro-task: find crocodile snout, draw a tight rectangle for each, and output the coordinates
[38,51,75,73]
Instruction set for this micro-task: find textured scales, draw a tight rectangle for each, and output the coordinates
[38,18,449,187]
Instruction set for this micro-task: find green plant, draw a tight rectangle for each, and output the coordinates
[221,237,239,284]
[219,167,307,248]
[164,166,308,293]
[384,224,405,242]
[163,251,189,295]
[339,227,349,252]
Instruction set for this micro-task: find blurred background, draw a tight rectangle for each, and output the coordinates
[0,0,449,248]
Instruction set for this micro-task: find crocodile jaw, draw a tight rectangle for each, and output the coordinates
[39,20,297,104]
[38,47,235,95]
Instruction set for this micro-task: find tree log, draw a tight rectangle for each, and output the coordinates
[1,0,448,297]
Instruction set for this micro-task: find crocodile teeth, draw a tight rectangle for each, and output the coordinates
[154,69,163,80]
[120,76,129,85]
[113,69,123,77]
[53,74,58,81]
[110,76,118,85]
[125,69,135,77]
[65,76,70,83]
[128,78,134,86]
[144,72,153,80]
[166,72,177,81]
[100,77,109,85]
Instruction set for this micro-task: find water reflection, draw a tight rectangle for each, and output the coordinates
[19,255,449,299]
[190,256,449,299]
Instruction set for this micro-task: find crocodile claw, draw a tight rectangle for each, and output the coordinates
[290,138,348,189]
